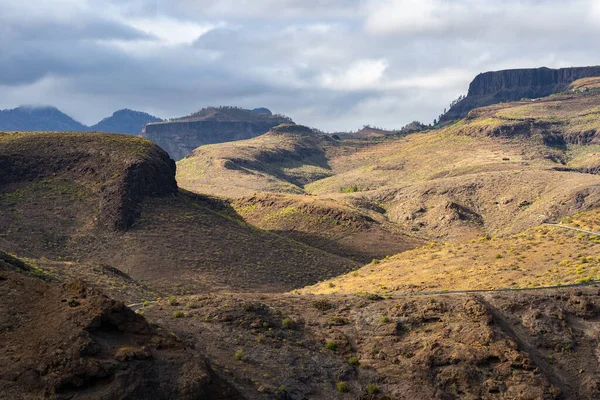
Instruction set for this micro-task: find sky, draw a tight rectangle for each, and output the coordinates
[1,0,600,131]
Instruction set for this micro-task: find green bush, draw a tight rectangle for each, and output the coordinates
[365,383,380,394]
[168,296,178,306]
[234,349,245,361]
[348,356,360,366]
[281,317,295,329]
[173,311,185,318]
[336,381,350,393]
[324,340,337,351]
[340,184,359,193]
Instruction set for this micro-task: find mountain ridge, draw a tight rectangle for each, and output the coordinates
[0,105,162,135]
[440,65,600,122]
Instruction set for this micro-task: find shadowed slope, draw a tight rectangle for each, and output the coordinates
[0,132,358,294]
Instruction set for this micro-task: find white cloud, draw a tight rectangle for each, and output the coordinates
[320,59,389,90]
[125,17,218,45]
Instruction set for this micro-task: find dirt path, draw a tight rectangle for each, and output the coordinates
[544,223,600,236]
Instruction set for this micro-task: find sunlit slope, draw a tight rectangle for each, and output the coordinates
[301,207,600,294]
[176,124,341,197]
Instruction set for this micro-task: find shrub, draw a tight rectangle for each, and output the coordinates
[328,282,335,288]
[381,316,390,323]
[168,296,178,306]
[234,349,245,361]
[365,383,380,394]
[276,385,287,393]
[312,299,334,311]
[281,317,295,329]
[173,311,185,318]
[336,381,350,393]
[348,356,360,366]
[340,185,359,193]
[142,300,151,307]
[68,298,80,307]
[363,293,383,301]
[324,340,337,351]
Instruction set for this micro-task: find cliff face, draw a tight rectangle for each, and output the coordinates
[141,108,293,160]
[440,66,600,122]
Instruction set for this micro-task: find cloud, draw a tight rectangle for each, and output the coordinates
[0,0,599,131]
[320,59,389,91]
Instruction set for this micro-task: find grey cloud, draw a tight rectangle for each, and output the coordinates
[0,0,599,131]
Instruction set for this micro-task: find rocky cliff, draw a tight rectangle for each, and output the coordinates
[141,107,293,160]
[440,66,600,122]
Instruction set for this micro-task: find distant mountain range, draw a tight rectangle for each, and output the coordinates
[0,106,162,135]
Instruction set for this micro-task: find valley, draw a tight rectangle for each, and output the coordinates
[2,73,600,399]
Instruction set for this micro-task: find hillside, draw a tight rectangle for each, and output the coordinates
[177,124,339,197]
[0,106,88,132]
[0,131,358,295]
[4,76,600,400]
[142,107,294,160]
[440,66,600,122]
[178,88,600,246]
[90,109,162,134]
[0,253,239,399]
[302,208,600,294]
[3,251,599,399]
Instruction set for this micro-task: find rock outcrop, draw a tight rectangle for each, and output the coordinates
[0,131,177,231]
[440,66,600,122]
[141,107,293,160]
[0,255,241,400]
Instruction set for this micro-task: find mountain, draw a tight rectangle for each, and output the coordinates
[179,79,600,274]
[440,66,600,122]
[0,105,88,132]
[141,106,294,160]
[0,131,357,295]
[89,108,162,134]
[0,105,162,135]
[5,72,600,400]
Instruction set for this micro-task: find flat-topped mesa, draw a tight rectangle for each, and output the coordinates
[141,106,294,160]
[440,66,600,122]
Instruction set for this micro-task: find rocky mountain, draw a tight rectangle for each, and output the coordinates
[440,66,600,122]
[89,109,162,134]
[141,106,294,160]
[0,105,88,132]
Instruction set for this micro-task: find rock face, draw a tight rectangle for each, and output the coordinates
[0,132,177,231]
[90,109,162,135]
[440,66,600,122]
[141,107,293,160]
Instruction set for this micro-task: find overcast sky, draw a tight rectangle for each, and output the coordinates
[1,0,600,131]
